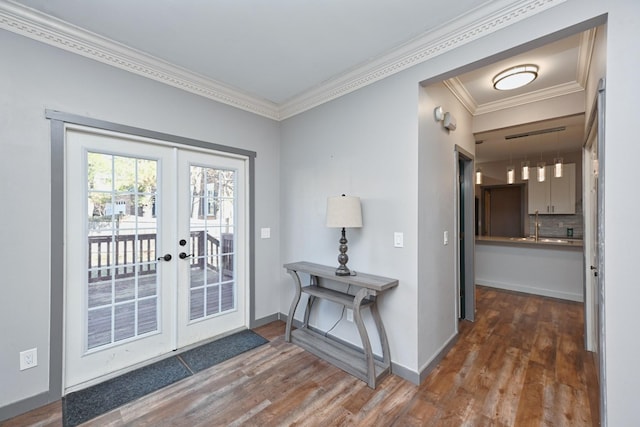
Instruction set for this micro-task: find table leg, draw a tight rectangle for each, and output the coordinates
[285,269,302,342]
[353,288,376,388]
[370,303,391,372]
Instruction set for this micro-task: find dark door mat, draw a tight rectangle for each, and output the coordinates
[62,329,268,426]
[179,329,268,372]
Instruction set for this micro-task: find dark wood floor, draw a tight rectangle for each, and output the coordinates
[2,286,599,426]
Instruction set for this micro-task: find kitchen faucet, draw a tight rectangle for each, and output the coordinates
[534,209,540,241]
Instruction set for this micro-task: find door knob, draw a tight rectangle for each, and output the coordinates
[179,252,193,259]
[157,254,172,261]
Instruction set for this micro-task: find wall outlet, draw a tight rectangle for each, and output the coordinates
[346,309,354,322]
[20,348,37,371]
[260,227,271,239]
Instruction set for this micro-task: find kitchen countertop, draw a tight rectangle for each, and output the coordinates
[476,235,583,248]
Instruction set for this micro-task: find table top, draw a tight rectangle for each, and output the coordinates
[284,261,398,292]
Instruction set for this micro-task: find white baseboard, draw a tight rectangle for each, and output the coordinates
[476,279,583,302]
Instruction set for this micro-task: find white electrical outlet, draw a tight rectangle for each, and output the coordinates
[20,348,38,371]
[260,227,271,239]
[346,309,354,322]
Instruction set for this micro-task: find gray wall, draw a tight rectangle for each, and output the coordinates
[0,30,281,411]
[280,72,421,371]
[281,1,640,425]
[3,0,640,425]
[418,82,475,369]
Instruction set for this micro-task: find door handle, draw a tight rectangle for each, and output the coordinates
[157,254,172,261]
[179,252,193,259]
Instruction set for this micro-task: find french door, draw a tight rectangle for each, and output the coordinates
[64,126,247,391]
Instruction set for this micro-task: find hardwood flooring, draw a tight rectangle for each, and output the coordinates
[2,286,599,426]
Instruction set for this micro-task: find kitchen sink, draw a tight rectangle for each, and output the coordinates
[539,238,570,243]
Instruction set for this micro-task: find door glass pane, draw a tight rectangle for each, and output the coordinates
[206,285,220,316]
[188,165,236,321]
[86,151,159,350]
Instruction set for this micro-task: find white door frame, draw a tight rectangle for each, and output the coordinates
[581,79,606,420]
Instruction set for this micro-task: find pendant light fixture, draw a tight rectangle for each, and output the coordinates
[506,142,515,184]
[537,159,546,182]
[475,168,483,185]
[521,160,530,180]
[553,132,563,178]
[507,166,516,184]
[554,156,564,178]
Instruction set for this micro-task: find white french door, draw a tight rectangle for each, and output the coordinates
[176,149,247,348]
[64,126,247,391]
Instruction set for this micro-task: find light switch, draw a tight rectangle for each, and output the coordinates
[260,228,271,239]
[443,231,449,245]
[394,232,404,248]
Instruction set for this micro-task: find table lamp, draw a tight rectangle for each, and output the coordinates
[326,194,363,276]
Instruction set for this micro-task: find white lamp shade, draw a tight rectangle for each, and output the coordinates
[326,195,363,228]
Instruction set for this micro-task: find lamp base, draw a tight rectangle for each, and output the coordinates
[335,265,352,276]
[335,227,353,276]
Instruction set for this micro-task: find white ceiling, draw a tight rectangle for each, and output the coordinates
[9,0,492,104]
[445,31,594,162]
[2,0,592,161]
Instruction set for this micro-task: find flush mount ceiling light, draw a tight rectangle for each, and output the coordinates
[493,64,539,90]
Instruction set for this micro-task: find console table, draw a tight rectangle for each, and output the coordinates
[283,261,398,388]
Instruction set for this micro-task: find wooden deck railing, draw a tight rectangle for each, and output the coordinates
[88,231,227,282]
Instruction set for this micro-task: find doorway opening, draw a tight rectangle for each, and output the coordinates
[456,146,475,321]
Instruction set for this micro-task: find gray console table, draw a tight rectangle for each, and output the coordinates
[283,261,398,388]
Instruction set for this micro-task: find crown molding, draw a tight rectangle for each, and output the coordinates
[576,27,597,88]
[1,0,566,122]
[279,0,567,119]
[444,24,594,116]
[445,78,585,116]
[443,78,478,116]
[474,81,584,115]
[0,0,280,120]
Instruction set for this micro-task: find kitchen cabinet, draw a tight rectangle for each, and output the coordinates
[528,163,575,214]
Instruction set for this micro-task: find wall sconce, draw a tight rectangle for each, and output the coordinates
[434,106,456,131]
[326,194,363,276]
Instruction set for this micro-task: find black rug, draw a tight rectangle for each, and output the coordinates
[179,329,268,372]
[62,329,268,426]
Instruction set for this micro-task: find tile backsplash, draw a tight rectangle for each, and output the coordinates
[528,201,584,239]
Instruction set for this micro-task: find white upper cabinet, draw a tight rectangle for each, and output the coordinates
[528,163,576,214]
